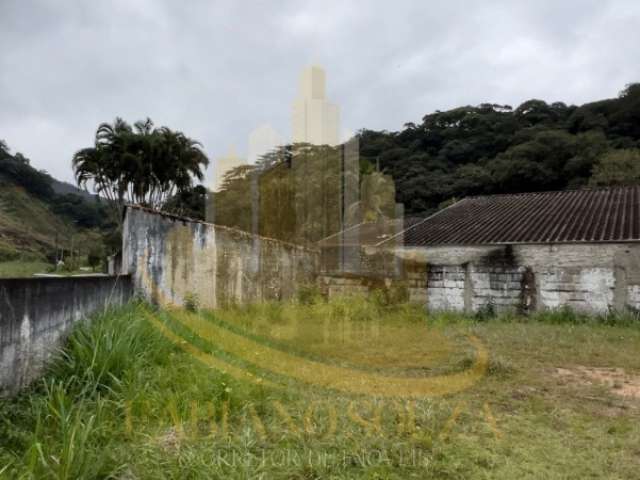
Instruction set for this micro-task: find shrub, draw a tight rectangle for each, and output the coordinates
[474,299,496,322]
[184,292,201,312]
[296,284,324,305]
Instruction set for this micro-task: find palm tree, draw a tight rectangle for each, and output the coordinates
[72,118,209,224]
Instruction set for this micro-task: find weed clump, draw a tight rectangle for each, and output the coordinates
[184,292,201,312]
[531,306,640,327]
[296,284,324,305]
[474,299,497,322]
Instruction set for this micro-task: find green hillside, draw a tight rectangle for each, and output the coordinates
[0,183,78,262]
[0,140,112,276]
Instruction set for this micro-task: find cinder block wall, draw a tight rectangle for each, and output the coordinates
[317,265,427,304]
[317,246,427,303]
[401,243,640,314]
[0,275,132,395]
[122,206,319,308]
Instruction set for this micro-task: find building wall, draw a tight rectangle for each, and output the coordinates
[122,206,319,308]
[0,275,132,395]
[122,206,640,314]
[398,243,640,314]
[317,245,427,304]
[318,261,427,304]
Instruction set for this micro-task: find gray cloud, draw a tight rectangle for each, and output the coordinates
[1,0,639,183]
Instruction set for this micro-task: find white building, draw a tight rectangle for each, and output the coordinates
[292,66,340,146]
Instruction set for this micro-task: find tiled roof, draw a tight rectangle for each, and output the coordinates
[394,186,640,246]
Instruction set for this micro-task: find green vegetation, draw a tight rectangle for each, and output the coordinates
[0,142,112,272]
[2,117,209,276]
[209,83,640,238]
[0,145,109,230]
[0,260,51,278]
[358,83,640,215]
[1,298,639,479]
[0,183,107,273]
[4,84,640,263]
[591,148,640,186]
[72,118,209,224]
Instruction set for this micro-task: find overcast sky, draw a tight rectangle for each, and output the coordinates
[1,0,639,184]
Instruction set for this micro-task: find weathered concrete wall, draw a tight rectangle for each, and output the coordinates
[318,263,427,304]
[399,243,640,314]
[318,246,427,303]
[123,206,640,314]
[0,275,132,395]
[319,245,402,276]
[122,206,319,308]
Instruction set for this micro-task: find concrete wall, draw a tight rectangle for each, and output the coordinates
[122,206,319,308]
[318,268,427,304]
[398,243,640,314]
[122,206,640,315]
[318,249,427,303]
[0,275,132,395]
[320,245,404,277]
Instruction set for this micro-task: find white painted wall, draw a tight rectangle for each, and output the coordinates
[399,243,640,314]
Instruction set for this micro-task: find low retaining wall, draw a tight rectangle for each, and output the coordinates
[0,275,132,395]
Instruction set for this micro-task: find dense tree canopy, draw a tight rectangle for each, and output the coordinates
[591,149,640,186]
[211,144,348,244]
[207,83,640,243]
[0,141,109,229]
[6,83,640,252]
[357,83,640,215]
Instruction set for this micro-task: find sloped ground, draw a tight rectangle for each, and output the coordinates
[0,183,77,262]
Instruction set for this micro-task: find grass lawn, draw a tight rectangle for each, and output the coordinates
[0,259,102,278]
[0,260,52,278]
[1,298,639,479]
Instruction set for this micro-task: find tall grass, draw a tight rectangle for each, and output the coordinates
[50,302,178,398]
[485,305,640,327]
[1,296,639,478]
[0,302,176,479]
[530,305,640,326]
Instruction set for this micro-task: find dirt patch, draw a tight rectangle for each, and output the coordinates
[555,366,640,400]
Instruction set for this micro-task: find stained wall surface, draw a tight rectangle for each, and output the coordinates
[0,275,132,395]
[398,243,640,314]
[122,206,319,308]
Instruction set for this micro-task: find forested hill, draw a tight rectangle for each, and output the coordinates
[0,141,110,261]
[358,83,640,215]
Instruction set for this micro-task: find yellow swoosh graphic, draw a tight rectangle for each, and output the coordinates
[167,309,488,398]
[143,309,276,388]
[137,247,488,398]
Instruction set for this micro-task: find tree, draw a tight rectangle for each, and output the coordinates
[0,147,55,199]
[87,243,105,272]
[590,149,640,186]
[347,171,397,223]
[163,185,208,220]
[72,118,209,224]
